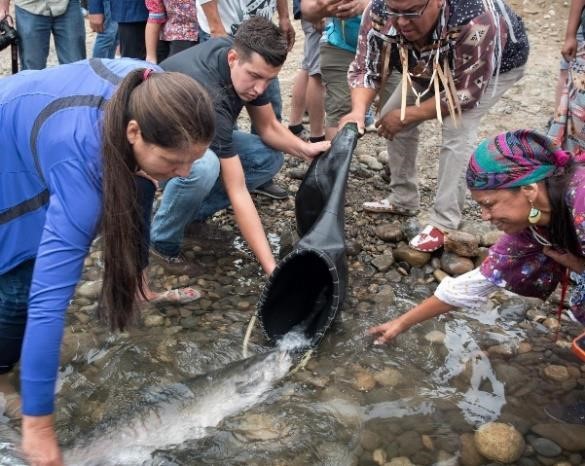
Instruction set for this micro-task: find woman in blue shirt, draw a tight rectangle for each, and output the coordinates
[0,58,214,465]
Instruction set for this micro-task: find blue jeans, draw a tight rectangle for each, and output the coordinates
[15,0,86,70]
[151,132,283,256]
[92,0,118,59]
[0,260,34,374]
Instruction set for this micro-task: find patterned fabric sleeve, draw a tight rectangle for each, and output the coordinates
[479,228,564,300]
[445,11,505,111]
[146,0,167,23]
[347,1,392,90]
[566,167,585,323]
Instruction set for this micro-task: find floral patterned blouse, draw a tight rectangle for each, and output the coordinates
[146,0,198,42]
[480,166,585,323]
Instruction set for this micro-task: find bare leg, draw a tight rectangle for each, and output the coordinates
[306,74,325,138]
[289,69,309,127]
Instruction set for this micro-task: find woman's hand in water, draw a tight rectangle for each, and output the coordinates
[22,415,63,466]
[368,318,407,345]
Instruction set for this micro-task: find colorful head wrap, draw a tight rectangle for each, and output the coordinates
[466,130,572,190]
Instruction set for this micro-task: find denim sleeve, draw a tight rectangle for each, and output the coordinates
[20,160,101,416]
[88,0,105,14]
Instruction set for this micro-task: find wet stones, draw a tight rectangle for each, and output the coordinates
[474,422,525,463]
[373,367,403,387]
[374,223,403,243]
[393,244,431,268]
[77,280,102,300]
[459,432,484,466]
[424,330,446,345]
[530,424,585,452]
[444,231,479,257]
[371,254,395,272]
[527,435,562,457]
[543,364,570,382]
[440,252,475,276]
[372,285,396,306]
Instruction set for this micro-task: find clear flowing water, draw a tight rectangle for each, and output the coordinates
[0,251,582,465]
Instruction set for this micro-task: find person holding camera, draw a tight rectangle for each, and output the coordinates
[0,59,215,465]
[0,0,86,70]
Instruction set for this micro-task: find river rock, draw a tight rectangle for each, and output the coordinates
[480,230,504,246]
[346,239,362,256]
[373,367,403,387]
[373,448,387,465]
[527,436,562,457]
[233,413,290,441]
[459,432,484,466]
[377,149,389,163]
[543,365,570,382]
[143,314,164,327]
[397,430,423,457]
[531,424,585,451]
[77,280,102,299]
[394,244,431,268]
[402,218,421,241]
[440,252,475,276]
[372,285,396,306]
[424,330,446,344]
[375,223,403,242]
[372,254,395,272]
[487,344,516,358]
[444,231,479,257]
[433,269,449,282]
[353,369,376,391]
[384,457,414,466]
[421,434,434,450]
[360,429,382,451]
[474,422,525,463]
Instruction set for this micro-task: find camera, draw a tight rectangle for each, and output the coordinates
[0,16,18,52]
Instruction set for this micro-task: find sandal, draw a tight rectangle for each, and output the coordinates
[409,225,445,252]
[149,287,202,305]
[363,198,418,216]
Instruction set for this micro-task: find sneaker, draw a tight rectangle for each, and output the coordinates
[544,402,585,424]
[409,225,445,252]
[251,181,289,200]
[149,247,201,276]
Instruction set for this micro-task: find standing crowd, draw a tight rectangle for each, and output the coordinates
[0,0,584,464]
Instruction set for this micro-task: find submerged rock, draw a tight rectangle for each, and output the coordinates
[531,424,585,451]
[474,422,525,463]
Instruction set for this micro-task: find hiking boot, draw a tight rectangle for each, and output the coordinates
[251,181,289,200]
[544,402,585,424]
[149,247,201,276]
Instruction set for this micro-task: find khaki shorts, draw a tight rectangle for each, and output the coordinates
[320,42,399,127]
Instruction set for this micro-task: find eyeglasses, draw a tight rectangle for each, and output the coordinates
[387,0,431,18]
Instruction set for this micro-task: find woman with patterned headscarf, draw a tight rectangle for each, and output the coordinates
[368,129,585,423]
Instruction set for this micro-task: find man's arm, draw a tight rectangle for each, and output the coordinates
[276,0,295,50]
[563,0,585,60]
[199,0,228,37]
[0,0,9,20]
[219,156,276,275]
[246,103,330,161]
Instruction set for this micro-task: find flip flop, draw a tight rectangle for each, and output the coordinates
[149,286,202,305]
[363,198,418,216]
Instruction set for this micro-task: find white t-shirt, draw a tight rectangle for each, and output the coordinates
[196,0,277,35]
